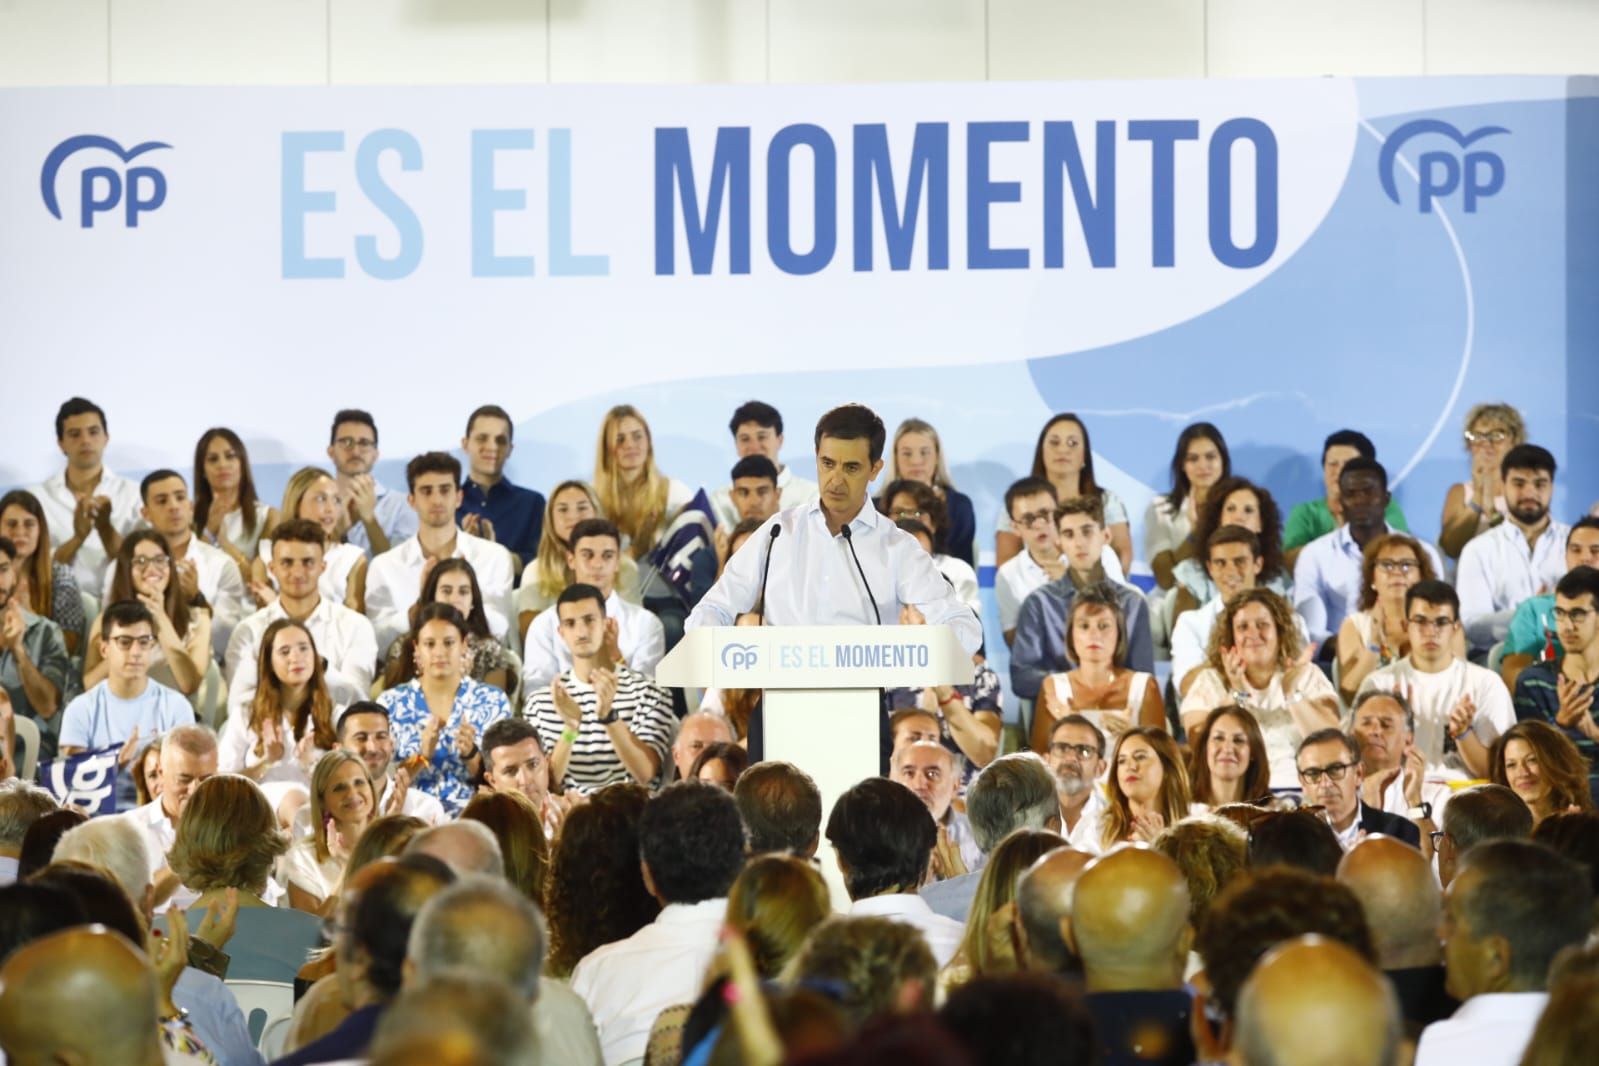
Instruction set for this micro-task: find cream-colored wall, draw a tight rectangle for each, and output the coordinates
[1,0,1595,87]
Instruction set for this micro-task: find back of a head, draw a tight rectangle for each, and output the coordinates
[1533,810,1599,896]
[408,877,547,1003]
[404,821,506,880]
[788,915,937,1032]
[28,862,145,947]
[1234,936,1400,1066]
[1070,845,1191,974]
[1152,816,1248,932]
[965,754,1058,854]
[735,761,823,856]
[725,854,832,979]
[1014,848,1095,975]
[369,971,538,1066]
[344,855,457,1002]
[0,882,88,965]
[53,816,152,909]
[825,778,936,901]
[1246,809,1344,877]
[639,781,748,905]
[166,773,286,895]
[1456,839,1593,991]
[0,781,58,851]
[16,808,89,881]
[461,791,548,904]
[938,973,1098,1066]
[1336,835,1442,968]
[1444,784,1534,853]
[0,927,159,1065]
[544,782,658,976]
[1521,944,1599,1066]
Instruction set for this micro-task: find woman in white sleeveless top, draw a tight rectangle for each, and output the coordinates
[1032,584,1163,756]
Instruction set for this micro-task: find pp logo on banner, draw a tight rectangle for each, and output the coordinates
[720,642,760,670]
[1378,119,1507,214]
[40,135,172,227]
[39,746,123,816]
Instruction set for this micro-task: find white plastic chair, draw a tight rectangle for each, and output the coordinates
[259,1015,293,1059]
[225,979,294,1049]
[188,659,226,730]
[12,715,41,782]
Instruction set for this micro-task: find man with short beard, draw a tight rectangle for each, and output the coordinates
[1457,444,1568,654]
[1045,714,1108,854]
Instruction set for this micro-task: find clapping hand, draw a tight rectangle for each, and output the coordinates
[116,727,142,769]
[257,717,286,765]
[899,604,927,626]
[1222,646,1251,694]
[1131,810,1166,843]
[385,767,412,815]
[454,719,478,760]
[551,679,584,729]
[1556,675,1595,730]
[0,600,24,651]
[194,887,239,949]
[592,668,618,721]
[931,825,967,881]
[419,714,443,761]
[1447,693,1477,741]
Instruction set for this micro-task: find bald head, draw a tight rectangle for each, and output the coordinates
[1233,936,1400,1066]
[0,928,164,1066]
[1015,847,1095,974]
[1337,835,1442,969]
[404,821,505,879]
[1071,845,1192,990]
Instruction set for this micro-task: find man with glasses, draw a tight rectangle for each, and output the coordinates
[1457,445,1569,654]
[1045,713,1109,853]
[59,601,194,759]
[995,478,1066,647]
[0,536,74,760]
[1357,581,1515,779]
[1295,728,1421,849]
[1512,565,1599,805]
[327,408,417,558]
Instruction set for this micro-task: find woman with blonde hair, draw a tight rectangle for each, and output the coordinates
[1336,532,1459,701]
[282,750,376,914]
[1101,728,1194,849]
[82,529,210,695]
[941,828,1066,992]
[218,620,336,808]
[250,466,368,609]
[1440,401,1526,559]
[881,417,977,568]
[192,427,278,582]
[592,405,693,561]
[517,479,639,636]
[461,790,548,904]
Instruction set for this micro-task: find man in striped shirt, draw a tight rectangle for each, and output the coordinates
[525,583,674,794]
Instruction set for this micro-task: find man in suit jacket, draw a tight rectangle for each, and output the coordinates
[1298,729,1422,849]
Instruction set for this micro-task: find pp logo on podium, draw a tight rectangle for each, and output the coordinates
[721,643,760,670]
[1378,119,1507,214]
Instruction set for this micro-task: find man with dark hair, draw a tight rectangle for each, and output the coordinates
[725,455,782,526]
[708,399,818,531]
[124,469,247,656]
[994,477,1064,647]
[1436,783,1533,887]
[572,781,745,1064]
[1295,458,1445,645]
[1014,847,1095,974]
[734,760,822,857]
[1513,564,1599,801]
[1417,840,1594,1066]
[365,450,515,653]
[58,601,194,759]
[825,776,963,965]
[921,752,1058,920]
[1358,580,1514,777]
[1296,728,1422,849]
[0,535,73,760]
[31,396,141,594]
[326,408,417,557]
[1499,517,1599,685]
[1283,428,1411,568]
[456,404,545,572]
[336,701,445,825]
[1339,835,1458,1032]
[1458,444,1568,653]
[481,716,564,837]
[1046,715,1110,852]
[1171,525,1278,696]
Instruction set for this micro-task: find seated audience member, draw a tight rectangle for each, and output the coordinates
[1032,584,1163,755]
[1349,690,1451,831]
[921,753,1058,921]
[1338,835,1458,1033]
[336,701,446,825]
[1145,422,1229,591]
[1180,588,1339,788]
[573,782,744,1065]
[544,782,658,978]
[218,620,334,802]
[1357,580,1515,777]
[886,482,979,612]
[1489,720,1594,826]
[940,829,1067,990]
[884,663,1003,781]
[403,820,504,881]
[883,416,977,568]
[192,427,278,584]
[461,791,547,904]
[939,972,1098,1066]
[1438,401,1525,560]
[1014,848,1097,979]
[1168,476,1290,621]
[121,724,215,908]
[1235,937,1402,1066]
[1045,714,1110,852]
[1101,728,1192,850]
[481,717,564,838]
[1519,942,1599,1066]
[709,401,820,530]
[1011,505,1155,702]
[525,584,673,794]
[1072,846,1197,1066]
[1499,518,1599,686]
[735,760,822,858]
[786,915,938,1037]
[455,404,546,570]
[715,454,783,553]
[274,854,456,1066]
[1000,413,1132,574]
[826,776,964,966]
[84,531,208,697]
[1457,444,1569,651]
[365,451,515,654]
[0,489,87,656]
[1297,729,1422,849]
[670,709,736,780]
[251,465,368,608]
[382,557,514,694]
[326,408,418,558]
[1417,840,1594,1066]
[1150,818,1247,963]
[1295,457,1445,646]
[59,601,195,759]
[1513,565,1599,803]
[516,479,641,636]
[1531,810,1599,894]
[1337,532,1457,702]
[16,808,87,881]
[122,469,247,656]
[523,518,666,692]
[163,773,321,983]
[593,404,695,562]
[1188,705,1272,808]
[0,535,74,759]
[995,477,1067,645]
[377,603,511,816]
[226,518,377,714]
[893,740,980,876]
[1284,429,1411,569]
[32,397,142,597]
[367,972,538,1066]
[1435,784,1533,887]
[1172,526,1308,697]
[282,750,377,913]
[0,779,57,884]
[687,741,747,790]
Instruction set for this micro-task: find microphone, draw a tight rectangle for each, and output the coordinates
[839,525,882,625]
[753,524,781,621]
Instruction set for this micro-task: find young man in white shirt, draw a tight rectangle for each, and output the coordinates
[1357,580,1515,778]
[995,477,1067,646]
[122,723,217,910]
[523,518,665,693]
[224,519,377,719]
[33,396,142,595]
[713,455,783,566]
[1456,444,1570,653]
[334,701,445,825]
[365,451,515,655]
[708,400,819,530]
[326,408,418,558]
[59,601,195,760]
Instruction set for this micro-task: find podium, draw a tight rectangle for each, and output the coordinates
[658,625,974,908]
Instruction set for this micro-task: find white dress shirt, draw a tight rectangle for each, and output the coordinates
[123,799,201,912]
[995,546,1124,634]
[1456,519,1570,649]
[709,464,820,530]
[1063,785,1110,855]
[223,596,378,722]
[343,477,418,557]
[1357,657,1516,776]
[1293,524,1445,644]
[104,535,247,659]
[32,468,143,595]
[686,501,982,655]
[534,980,604,1066]
[849,893,965,967]
[1415,992,1548,1066]
[522,591,666,694]
[936,554,981,614]
[571,897,727,1066]
[365,529,515,652]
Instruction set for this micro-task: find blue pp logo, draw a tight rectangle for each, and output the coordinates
[721,643,759,670]
[41,135,172,227]
[1378,119,1506,214]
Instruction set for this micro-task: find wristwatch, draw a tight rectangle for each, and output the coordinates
[597,709,620,726]
[1407,802,1433,821]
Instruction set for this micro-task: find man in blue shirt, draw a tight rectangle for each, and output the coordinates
[327,408,418,558]
[58,600,193,761]
[456,404,545,573]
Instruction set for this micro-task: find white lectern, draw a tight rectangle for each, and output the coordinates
[658,625,974,908]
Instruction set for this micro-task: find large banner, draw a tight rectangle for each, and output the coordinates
[2,77,1595,561]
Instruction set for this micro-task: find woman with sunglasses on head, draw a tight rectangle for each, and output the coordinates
[1439,402,1525,560]
[1336,533,1458,703]
[81,530,210,695]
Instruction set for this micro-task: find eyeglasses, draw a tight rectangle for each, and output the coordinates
[1298,761,1356,784]
[333,437,376,451]
[1013,510,1054,528]
[1429,830,1450,851]
[1376,560,1418,574]
[1553,607,1595,625]
[1049,742,1099,761]
[131,554,170,570]
[1463,429,1510,446]
[110,635,156,651]
[893,509,924,520]
[1407,615,1457,632]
